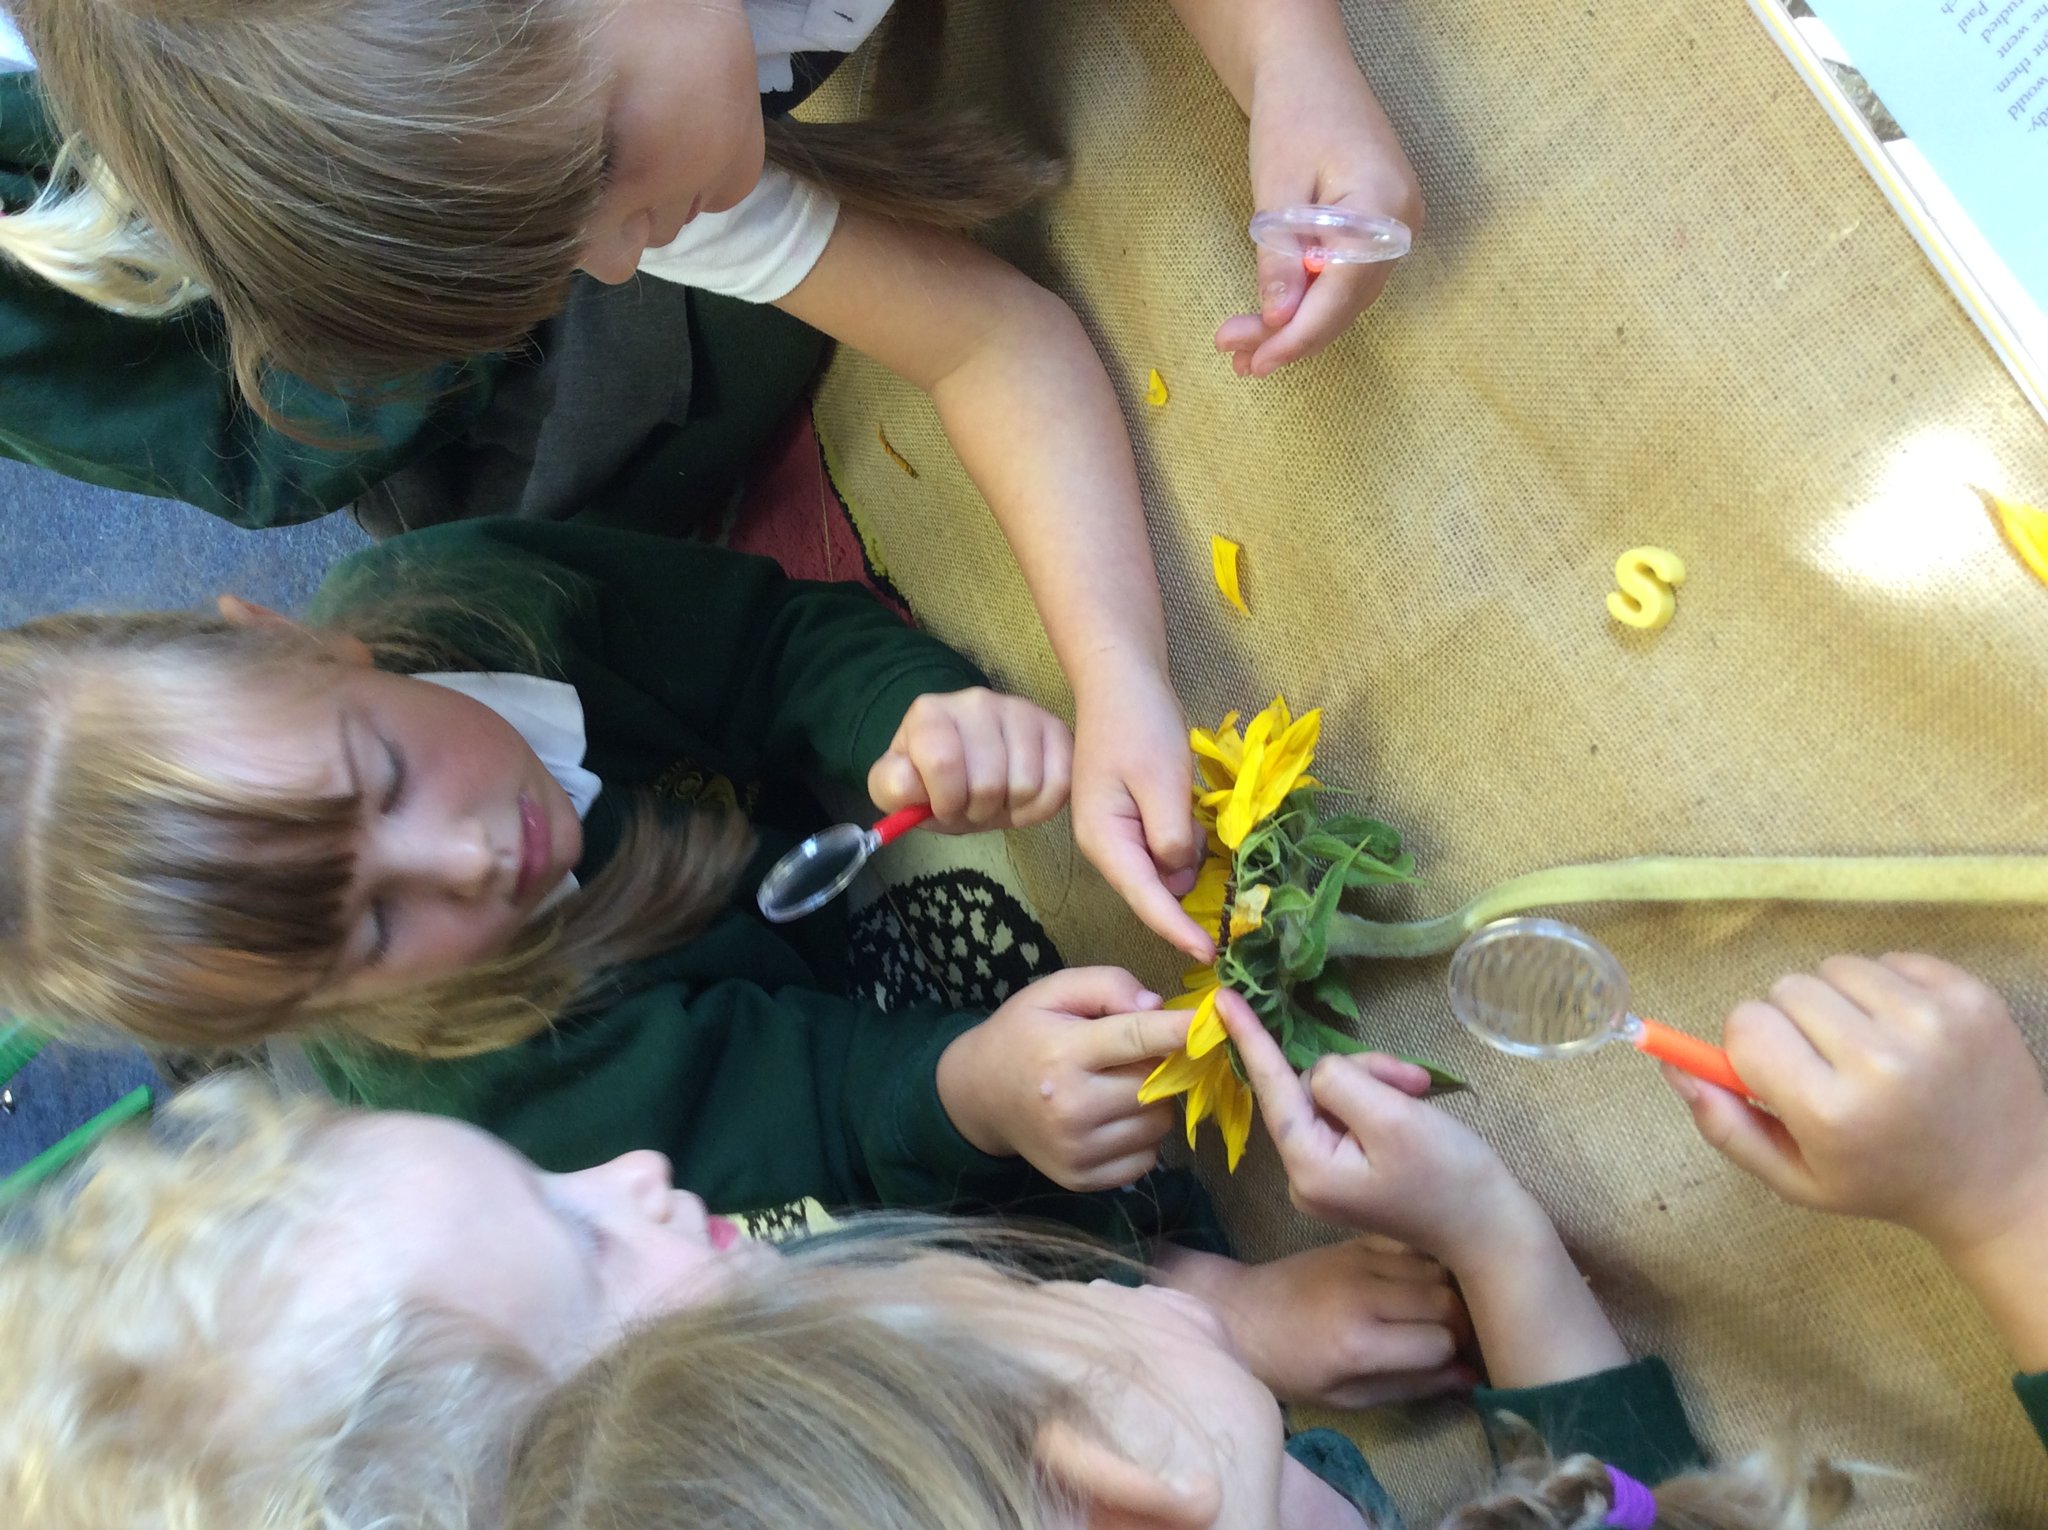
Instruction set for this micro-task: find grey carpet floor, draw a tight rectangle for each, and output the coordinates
[0,457,366,1174]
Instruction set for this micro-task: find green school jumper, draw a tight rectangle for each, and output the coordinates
[302,520,1222,1259]
[0,70,823,533]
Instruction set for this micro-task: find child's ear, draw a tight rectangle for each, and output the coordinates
[216,595,374,667]
[1036,1419,1222,1530]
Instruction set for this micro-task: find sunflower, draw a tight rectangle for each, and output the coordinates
[1141,697,1322,1169]
[1194,698,1322,849]
[1135,979,1253,1170]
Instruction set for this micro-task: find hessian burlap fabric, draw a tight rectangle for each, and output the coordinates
[807,3,2048,1520]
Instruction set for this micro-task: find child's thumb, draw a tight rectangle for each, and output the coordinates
[865,751,926,811]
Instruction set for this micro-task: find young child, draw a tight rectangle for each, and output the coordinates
[0,517,1220,1248]
[498,988,1859,1530]
[3,0,1222,956]
[1665,952,2048,1452]
[0,1075,1473,1527]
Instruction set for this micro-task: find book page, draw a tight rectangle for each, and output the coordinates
[1806,0,2048,311]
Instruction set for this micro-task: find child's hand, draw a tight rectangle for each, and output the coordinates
[1668,954,2048,1260]
[1224,989,1631,1388]
[1071,669,1215,963]
[1218,990,1538,1269]
[935,968,1192,1192]
[868,689,1072,832]
[1215,47,1423,378]
[1152,1238,1474,1410]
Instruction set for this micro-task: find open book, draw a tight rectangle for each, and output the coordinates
[1750,0,2048,422]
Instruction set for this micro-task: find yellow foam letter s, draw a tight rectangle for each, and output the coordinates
[1606,546,1686,630]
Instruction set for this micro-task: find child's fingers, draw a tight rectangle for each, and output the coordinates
[1661,1062,1820,1207]
[1879,950,1994,1000]
[1325,1362,1475,1412]
[1352,1052,1432,1098]
[1247,262,1392,376]
[1302,1052,1414,1137]
[1330,1314,1461,1376]
[1080,811,1216,960]
[1723,997,1836,1107]
[1213,310,1275,358]
[1255,245,1309,331]
[1070,1149,1163,1192]
[1025,966,1163,1021]
[1027,715,1074,821]
[1218,988,1317,1151]
[1081,1006,1194,1071]
[865,750,929,812]
[1081,1107,1178,1159]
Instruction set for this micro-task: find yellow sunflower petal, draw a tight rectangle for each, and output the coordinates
[1138,1047,1209,1103]
[1218,1070,1254,1172]
[1182,1056,1221,1147]
[1978,486,2048,586]
[1211,535,1251,616]
[1185,990,1228,1058]
[1182,855,1232,930]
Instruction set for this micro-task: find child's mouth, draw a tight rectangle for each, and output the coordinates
[707,1216,741,1252]
[513,792,553,903]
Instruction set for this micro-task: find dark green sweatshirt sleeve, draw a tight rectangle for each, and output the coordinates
[2016,1372,2048,1452]
[309,978,1011,1213]
[1473,1356,1702,1484]
[308,519,989,785]
[0,70,503,526]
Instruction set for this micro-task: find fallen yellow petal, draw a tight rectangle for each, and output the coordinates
[877,424,918,478]
[1145,367,1170,407]
[1211,535,1252,616]
[1976,486,2048,586]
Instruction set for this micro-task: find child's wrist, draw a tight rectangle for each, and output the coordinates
[936,1026,1014,1160]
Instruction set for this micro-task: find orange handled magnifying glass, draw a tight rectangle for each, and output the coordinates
[1446,917,1749,1097]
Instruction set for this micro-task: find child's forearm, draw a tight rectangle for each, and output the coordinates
[1166,0,1372,115]
[924,288,1170,703]
[1452,1203,1630,1390]
[781,213,1170,707]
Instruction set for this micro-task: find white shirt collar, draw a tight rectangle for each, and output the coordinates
[415,671,603,910]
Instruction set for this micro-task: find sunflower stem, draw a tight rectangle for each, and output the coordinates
[1326,855,2048,959]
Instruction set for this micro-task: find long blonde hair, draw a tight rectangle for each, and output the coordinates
[7,0,1059,420]
[506,1290,1862,1530]
[0,606,752,1057]
[0,1075,547,1530]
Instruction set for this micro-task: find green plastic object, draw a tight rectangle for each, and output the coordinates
[0,1022,45,1086]
[0,1086,154,1207]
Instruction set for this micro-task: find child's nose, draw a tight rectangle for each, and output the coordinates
[604,1150,677,1219]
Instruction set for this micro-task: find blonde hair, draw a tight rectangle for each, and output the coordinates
[0,138,206,316]
[507,1263,1087,1530]
[0,607,753,1056]
[507,1289,1862,1530]
[0,1075,547,1530]
[8,0,1059,420]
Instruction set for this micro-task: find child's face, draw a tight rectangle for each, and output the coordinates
[581,0,767,283]
[305,1113,776,1371]
[186,658,585,997]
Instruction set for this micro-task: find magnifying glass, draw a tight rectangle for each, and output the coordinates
[756,804,933,924]
[1249,205,1412,275]
[1446,917,1749,1096]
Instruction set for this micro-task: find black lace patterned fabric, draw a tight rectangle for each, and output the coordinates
[847,870,1062,1013]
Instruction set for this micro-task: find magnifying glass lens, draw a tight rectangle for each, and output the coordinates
[756,822,872,923]
[1447,918,1631,1058]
